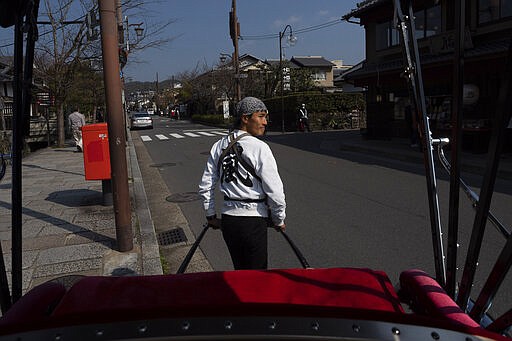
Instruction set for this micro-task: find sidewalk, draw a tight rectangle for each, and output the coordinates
[0,134,163,296]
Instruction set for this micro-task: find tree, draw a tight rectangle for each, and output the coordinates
[263,62,282,98]
[177,62,222,116]
[239,64,272,99]
[66,61,105,121]
[32,0,177,147]
[33,0,99,147]
[290,68,315,92]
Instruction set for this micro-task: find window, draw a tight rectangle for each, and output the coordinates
[479,0,512,23]
[414,5,441,39]
[311,71,326,81]
[376,20,400,50]
[426,6,442,37]
[375,4,441,50]
[414,10,426,39]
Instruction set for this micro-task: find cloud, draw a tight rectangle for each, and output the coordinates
[318,10,329,16]
[273,15,301,28]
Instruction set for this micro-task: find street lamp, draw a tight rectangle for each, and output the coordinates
[219,52,232,64]
[124,16,144,52]
[279,24,296,133]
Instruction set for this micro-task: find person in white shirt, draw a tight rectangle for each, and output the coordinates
[68,109,86,152]
[198,96,286,269]
[298,103,311,132]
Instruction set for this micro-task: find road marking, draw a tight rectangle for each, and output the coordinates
[183,132,200,137]
[196,131,216,136]
[140,131,227,142]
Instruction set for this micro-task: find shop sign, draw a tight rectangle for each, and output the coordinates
[429,28,473,55]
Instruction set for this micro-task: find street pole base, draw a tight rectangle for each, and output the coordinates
[102,179,113,206]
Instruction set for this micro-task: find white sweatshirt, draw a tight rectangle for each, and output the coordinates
[198,130,286,226]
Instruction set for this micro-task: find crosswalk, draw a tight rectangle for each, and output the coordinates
[139,130,228,142]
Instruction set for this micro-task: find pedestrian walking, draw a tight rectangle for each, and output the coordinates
[68,109,86,152]
[198,96,286,270]
[298,103,311,132]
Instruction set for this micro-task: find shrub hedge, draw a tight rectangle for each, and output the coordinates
[191,92,365,132]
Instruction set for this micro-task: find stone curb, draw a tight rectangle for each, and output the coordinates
[126,133,164,275]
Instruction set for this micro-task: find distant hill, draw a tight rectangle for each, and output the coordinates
[124,78,178,94]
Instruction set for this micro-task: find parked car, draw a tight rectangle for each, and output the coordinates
[147,109,155,115]
[129,112,153,130]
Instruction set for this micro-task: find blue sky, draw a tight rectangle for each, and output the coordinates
[0,1,366,83]
[124,0,365,82]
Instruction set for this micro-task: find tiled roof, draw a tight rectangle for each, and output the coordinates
[264,59,299,69]
[334,61,364,82]
[291,56,335,68]
[343,0,388,20]
[239,53,262,62]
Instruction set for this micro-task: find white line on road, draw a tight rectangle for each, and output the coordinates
[196,131,216,136]
[156,134,169,140]
[170,133,185,139]
[140,136,152,142]
[212,131,228,135]
[183,132,200,137]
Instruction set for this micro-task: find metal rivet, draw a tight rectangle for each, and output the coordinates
[352,324,361,333]
[268,321,277,330]
[392,327,400,335]
[225,320,233,330]
[311,321,320,331]
[55,335,62,340]
[182,321,190,331]
[431,331,440,340]
[138,325,147,333]
[95,330,104,337]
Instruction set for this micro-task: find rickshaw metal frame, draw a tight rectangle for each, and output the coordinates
[393,0,512,332]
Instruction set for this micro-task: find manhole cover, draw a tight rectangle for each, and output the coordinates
[157,228,187,246]
[150,162,177,168]
[166,192,201,203]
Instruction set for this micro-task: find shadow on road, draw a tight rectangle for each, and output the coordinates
[262,130,512,197]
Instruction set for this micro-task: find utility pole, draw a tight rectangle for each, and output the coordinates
[98,0,133,252]
[155,72,159,113]
[230,0,241,101]
[115,0,124,47]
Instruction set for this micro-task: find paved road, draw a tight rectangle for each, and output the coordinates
[133,116,512,318]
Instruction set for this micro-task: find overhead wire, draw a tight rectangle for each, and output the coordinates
[240,18,343,41]
[0,12,88,49]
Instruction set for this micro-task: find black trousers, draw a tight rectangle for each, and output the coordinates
[221,214,268,270]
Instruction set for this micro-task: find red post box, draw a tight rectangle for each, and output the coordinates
[82,123,111,180]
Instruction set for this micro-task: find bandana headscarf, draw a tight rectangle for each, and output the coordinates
[235,97,268,117]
